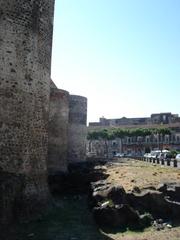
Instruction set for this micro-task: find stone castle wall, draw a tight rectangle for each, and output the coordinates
[0,0,55,223]
[48,89,88,174]
[48,86,69,175]
[0,0,88,225]
[68,95,87,163]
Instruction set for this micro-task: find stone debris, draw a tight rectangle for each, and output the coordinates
[90,178,180,229]
[152,219,173,231]
[101,201,110,208]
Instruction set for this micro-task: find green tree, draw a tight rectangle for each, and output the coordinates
[87,131,100,153]
[87,127,172,156]
[111,128,129,153]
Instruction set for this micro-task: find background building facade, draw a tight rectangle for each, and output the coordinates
[88,113,180,158]
[89,113,180,127]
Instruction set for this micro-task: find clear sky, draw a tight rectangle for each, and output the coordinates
[51,0,180,123]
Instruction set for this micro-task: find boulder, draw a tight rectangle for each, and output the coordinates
[166,198,180,219]
[127,190,172,219]
[156,183,167,193]
[90,184,127,206]
[139,213,153,228]
[157,182,180,202]
[107,186,127,205]
[93,204,140,228]
[90,179,180,229]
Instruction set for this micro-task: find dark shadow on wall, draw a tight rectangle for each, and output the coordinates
[1,195,113,240]
[48,161,109,195]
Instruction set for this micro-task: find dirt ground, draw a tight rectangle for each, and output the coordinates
[6,159,180,240]
[103,158,180,240]
[105,159,180,192]
[107,227,180,240]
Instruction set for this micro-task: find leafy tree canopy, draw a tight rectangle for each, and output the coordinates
[87,127,172,140]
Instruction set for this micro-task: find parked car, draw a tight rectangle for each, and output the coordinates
[114,153,124,158]
[144,153,151,159]
[176,154,180,161]
[164,152,173,160]
[144,153,147,158]
[162,149,170,153]
[157,152,165,160]
[150,150,161,159]
[157,151,172,160]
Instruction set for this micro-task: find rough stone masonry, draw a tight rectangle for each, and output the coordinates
[68,95,87,163]
[48,82,88,193]
[0,0,55,223]
[48,82,69,175]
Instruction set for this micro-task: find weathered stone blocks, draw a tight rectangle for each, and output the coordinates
[0,0,55,223]
[48,86,69,175]
[68,95,87,163]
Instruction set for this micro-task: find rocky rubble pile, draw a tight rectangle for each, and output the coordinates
[89,180,180,229]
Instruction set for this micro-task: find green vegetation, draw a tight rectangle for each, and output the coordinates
[87,127,172,155]
[87,127,172,141]
[171,149,180,158]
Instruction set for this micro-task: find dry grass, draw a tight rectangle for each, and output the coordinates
[107,226,180,240]
[103,159,180,240]
[106,159,180,192]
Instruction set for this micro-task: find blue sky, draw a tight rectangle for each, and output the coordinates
[51,0,180,123]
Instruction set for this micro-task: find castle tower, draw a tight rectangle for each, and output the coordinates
[48,86,69,175]
[48,83,69,193]
[0,0,55,223]
[68,95,87,163]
